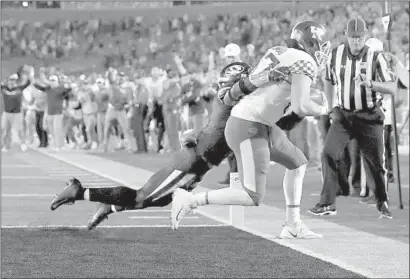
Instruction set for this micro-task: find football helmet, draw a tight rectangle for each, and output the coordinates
[217,61,252,88]
[290,21,331,69]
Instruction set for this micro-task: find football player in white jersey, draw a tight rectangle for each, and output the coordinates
[170,21,331,238]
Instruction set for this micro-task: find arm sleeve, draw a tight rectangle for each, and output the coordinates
[289,60,317,81]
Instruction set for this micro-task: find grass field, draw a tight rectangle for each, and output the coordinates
[1,148,409,278]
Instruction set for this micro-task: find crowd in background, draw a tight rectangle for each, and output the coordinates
[1,2,409,159]
[2,2,409,68]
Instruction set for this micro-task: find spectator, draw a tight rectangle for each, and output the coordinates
[34,73,71,151]
[1,74,30,152]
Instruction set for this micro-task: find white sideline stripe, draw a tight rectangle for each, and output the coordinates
[2,194,55,197]
[1,165,35,168]
[124,210,170,213]
[128,216,199,219]
[1,224,228,229]
[2,176,54,179]
[31,148,409,278]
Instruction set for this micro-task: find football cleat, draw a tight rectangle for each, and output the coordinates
[50,177,84,211]
[87,203,113,230]
[377,201,393,219]
[279,220,323,239]
[170,188,196,230]
[308,203,337,216]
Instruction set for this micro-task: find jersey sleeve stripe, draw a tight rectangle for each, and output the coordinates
[376,53,393,82]
[290,60,317,80]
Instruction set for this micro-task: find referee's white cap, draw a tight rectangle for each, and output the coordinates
[224,43,241,57]
[366,38,384,51]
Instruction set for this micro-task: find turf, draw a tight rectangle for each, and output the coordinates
[1,227,364,278]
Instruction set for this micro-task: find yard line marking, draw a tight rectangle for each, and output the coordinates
[2,194,55,197]
[1,176,55,179]
[124,209,170,213]
[128,216,199,219]
[1,165,35,168]
[1,224,228,229]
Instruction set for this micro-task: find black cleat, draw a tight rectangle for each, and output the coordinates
[377,201,393,219]
[50,177,84,211]
[308,203,337,216]
[87,203,113,230]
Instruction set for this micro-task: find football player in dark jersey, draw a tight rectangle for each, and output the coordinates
[50,62,254,229]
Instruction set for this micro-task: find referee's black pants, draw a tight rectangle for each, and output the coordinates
[319,106,388,206]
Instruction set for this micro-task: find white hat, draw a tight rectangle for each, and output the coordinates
[224,43,241,57]
[366,38,384,52]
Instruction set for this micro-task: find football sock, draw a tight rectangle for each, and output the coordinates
[142,194,173,208]
[87,186,137,207]
[283,164,307,224]
[193,187,255,206]
[111,205,125,212]
[141,166,186,202]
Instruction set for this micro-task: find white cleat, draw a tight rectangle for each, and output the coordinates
[20,144,27,152]
[170,188,196,230]
[279,220,323,239]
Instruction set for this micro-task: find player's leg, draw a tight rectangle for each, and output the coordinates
[85,150,209,230]
[268,124,322,239]
[170,117,271,230]
[50,147,201,210]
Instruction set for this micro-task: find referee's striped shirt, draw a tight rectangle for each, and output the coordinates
[325,43,394,111]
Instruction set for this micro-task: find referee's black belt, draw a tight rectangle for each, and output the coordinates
[339,105,378,113]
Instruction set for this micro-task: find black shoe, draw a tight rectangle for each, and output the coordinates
[377,201,393,219]
[87,203,113,230]
[50,177,84,211]
[309,203,337,216]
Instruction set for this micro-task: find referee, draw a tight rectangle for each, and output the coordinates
[309,18,397,219]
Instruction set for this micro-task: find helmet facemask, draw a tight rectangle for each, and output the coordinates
[315,40,331,70]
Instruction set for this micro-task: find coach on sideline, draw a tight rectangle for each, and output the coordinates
[309,17,397,219]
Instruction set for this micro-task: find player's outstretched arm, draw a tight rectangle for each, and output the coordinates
[222,67,285,106]
[290,73,328,117]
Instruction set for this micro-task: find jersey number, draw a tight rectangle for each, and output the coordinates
[252,48,281,75]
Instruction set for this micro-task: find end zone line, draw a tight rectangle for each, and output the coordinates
[1,224,229,229]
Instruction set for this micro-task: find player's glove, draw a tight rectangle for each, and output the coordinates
[179,129,199,148]
[217,86,231,103]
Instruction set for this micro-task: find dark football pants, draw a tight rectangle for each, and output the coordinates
[319,106,388,206]
[136,147,211,208]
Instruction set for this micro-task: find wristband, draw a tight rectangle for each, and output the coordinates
[369,80,373,89]
[238,77,257,95]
